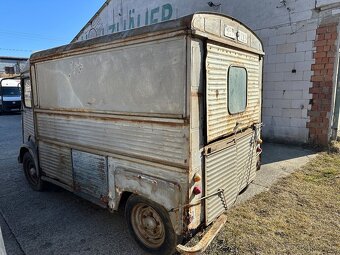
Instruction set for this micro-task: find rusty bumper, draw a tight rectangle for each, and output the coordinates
[176,213,227,254]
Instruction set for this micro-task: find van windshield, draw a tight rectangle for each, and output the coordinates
[2,87,21,97]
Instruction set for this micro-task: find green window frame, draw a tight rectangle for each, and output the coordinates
[227,66,247,114]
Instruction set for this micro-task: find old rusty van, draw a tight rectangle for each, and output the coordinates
[18,13,264,254]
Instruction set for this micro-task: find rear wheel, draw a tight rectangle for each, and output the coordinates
[23,152,44,191]
[125,195,177,255]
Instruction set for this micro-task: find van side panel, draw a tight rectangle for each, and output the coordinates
[35,37,187,117]
[32,36,190,234]
[36,113,189,167]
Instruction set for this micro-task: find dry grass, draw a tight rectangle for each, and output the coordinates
[205,150,340,255]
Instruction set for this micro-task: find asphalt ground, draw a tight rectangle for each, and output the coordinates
[0,114,143,255]
[0,113,316,255]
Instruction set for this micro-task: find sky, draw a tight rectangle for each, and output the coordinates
[0,0,105,58]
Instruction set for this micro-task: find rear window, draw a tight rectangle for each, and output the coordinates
[228,66,247,114]
[2,87,21,97]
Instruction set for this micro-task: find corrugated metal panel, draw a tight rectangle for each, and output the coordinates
[205,131,257,225]
[36,113,188,166]
[23,109,34,142]
[39,141,73,186]
[236,133,257,191]
[206,43,261,142]
[205,143,237,225]
[72,150,108,200]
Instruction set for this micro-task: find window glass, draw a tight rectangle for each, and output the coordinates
[2,87,21,97]
[24,79,32,108]
[228,66,247,114]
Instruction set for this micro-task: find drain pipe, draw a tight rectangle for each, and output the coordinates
[330,22,340,140]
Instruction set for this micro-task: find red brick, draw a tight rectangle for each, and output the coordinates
[327,39,336,46]
[308,110,321,117]
[325,74,333,81]
[322,87,330,93]
[325,63,334,69]
[315,51,327,58]
[317,27,328,34]
[328,57,335,64]
[309,127,316,134]
[325,93,333,99]
[318,135,329,146]
[328,25,338,32]
[324,81,333,87]
[311,75,324,82]
[320,57,329,64]
[323,45,330,51]
[322,105,331,111]
[317,34,325,40]
[325,33,332,40]
[313,70,321,75]
[314,40,327,47]
[311,64,325,70]
[322,99,331,104]
[315,82,322,87]
[309,87,320,94]
[321,129,329,135]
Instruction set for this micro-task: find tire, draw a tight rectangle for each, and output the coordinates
[125,195,177,255]
[22,152,44,191]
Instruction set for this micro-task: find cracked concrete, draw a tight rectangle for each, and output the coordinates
[0,114,318,255]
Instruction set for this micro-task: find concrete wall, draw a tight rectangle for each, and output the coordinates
[73,0,340,145]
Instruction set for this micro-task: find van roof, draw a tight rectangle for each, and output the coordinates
[31,12,264,63]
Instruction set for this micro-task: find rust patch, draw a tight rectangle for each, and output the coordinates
[100,195,109,204]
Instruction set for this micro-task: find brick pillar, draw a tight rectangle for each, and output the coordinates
[308,22,339,146]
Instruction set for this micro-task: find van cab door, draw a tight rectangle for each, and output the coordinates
[21,77,35,143]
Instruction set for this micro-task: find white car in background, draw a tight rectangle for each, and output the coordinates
[0,78,21,113]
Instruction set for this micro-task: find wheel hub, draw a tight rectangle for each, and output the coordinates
[131,203,166,248]
[29,167,36,176]
[143,216,157,230]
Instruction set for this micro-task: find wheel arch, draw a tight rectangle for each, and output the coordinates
[112,169,184,236]
[18,141,39,175]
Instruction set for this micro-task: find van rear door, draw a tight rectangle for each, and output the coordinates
[204,42,261,225]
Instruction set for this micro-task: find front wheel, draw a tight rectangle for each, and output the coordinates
[22,152,44,191]
[125,195,177,255]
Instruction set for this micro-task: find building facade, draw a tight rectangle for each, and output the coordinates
[72,0,340,145]
[0,56,28,78]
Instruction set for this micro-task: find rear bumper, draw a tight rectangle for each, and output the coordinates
[176,213,227,254]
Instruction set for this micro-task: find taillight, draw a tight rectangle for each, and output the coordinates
[193,173,201,183]
[256,146,262,154]
[193,186,202,195]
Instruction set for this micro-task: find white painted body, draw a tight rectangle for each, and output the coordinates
[21,13,264,242]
